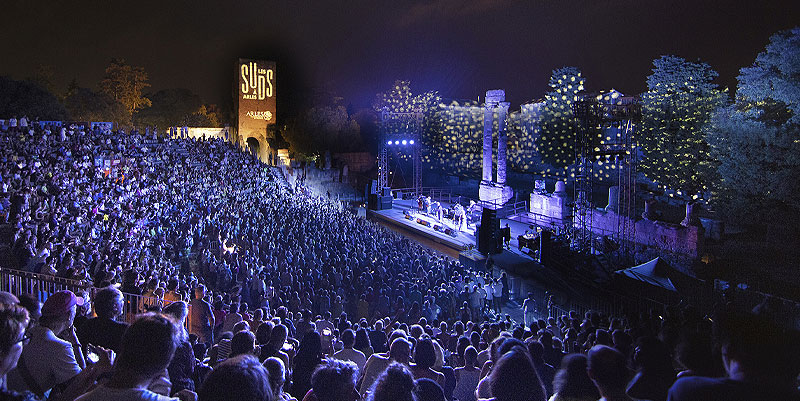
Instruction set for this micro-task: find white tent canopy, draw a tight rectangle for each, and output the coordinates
[616,257,677,292]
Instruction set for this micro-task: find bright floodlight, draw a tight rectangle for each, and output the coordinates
[409,140,415,145]
[394,140,400,145]
[402,140,408,145]
[387,140,392,145]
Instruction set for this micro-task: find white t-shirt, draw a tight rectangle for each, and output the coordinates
[7,325,81,394]
[332,347,367,370]
[75,386,180,401]
[493,282,503,298]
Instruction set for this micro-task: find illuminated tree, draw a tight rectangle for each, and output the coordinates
[509,101,544,172]
[640,56,726,198]
[536,67,585,176]
[99,58,152,116]
[708,27,800,224]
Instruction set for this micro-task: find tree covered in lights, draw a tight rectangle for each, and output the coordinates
[708,27,800,225]
[536,67,585,176]
[373,80,459,171]
[639,56,726,198]
[373,80,439,114]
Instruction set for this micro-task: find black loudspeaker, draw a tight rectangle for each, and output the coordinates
[382,187,392,197]
[368,194,379,210]
[477,208,500,255]
[370,180,378,194]
[539,230,552,265]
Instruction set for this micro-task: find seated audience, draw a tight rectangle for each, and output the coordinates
[198,354,272,401]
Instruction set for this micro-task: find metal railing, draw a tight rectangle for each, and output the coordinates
[0,268,191,328]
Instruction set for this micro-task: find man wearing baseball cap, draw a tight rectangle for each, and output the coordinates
[6,290,103,398]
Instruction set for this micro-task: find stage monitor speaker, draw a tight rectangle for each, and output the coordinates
[539,230,552,265]
[368,193,379,210]
[477,208,500,255]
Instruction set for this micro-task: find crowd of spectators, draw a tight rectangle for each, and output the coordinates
[0,121,797,401]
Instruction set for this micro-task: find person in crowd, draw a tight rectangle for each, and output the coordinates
[229,330,256,358]
[291,331,323,398]
[484,347,546,401]
[353,328,373,359]
[263,357,297,401]
[410,337,445,387]
[6,290,102,398]
[452,345,480,401]
[261,324,291,369]
[75,313,195,401]
[415,378,445,401]
[163,301,197,394]
[76,286,127,353]
[527,341,556,398]
[332,329,366,370]
[366,362,417,401]
[303,358,359,401]
[360,337,412,395]
[667,304,800,401]
[549,353,599,401]
[586,345,633,401]
[0,303,37,400]
[198,354,272,401]
[626,336,675,401]
[189,285,214,345]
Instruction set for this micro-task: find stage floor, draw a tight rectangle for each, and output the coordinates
[367,199,542,260]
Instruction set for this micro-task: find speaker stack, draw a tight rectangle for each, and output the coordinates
[476,207,500,255]
[539,230,552,265]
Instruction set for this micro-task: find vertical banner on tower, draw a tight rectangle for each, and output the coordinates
[237,59,276,145]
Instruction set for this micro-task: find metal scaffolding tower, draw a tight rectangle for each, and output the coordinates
[377,108,423,197]
[572,96,641,260]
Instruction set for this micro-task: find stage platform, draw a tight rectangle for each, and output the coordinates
[366,199,549,271]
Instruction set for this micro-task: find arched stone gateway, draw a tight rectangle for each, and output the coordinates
[246,137,260,157]
[241,134,273,164]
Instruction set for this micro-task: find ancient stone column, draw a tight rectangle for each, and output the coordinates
[497,102,510,185]
[482,102,495,183]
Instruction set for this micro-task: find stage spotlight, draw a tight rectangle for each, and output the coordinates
[387,140,392,145]
[409,140,415,145]
[402,140,408,145]
[394,140,400,145]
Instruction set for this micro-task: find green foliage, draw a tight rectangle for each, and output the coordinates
[536,67,585,176]
[708,27,800,224]
[0,76,67,120]
[708,108,800,224]
[640,55,726,197]
[99,58,152,116]
[135,88,219,129]
[736,27,800,126]
[283,102,362,155]
[64,87,128,124]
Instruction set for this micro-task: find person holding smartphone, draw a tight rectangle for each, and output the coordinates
[7,290,110,399]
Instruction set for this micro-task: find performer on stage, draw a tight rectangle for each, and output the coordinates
[453,204,465,231]
[433,201,443,221]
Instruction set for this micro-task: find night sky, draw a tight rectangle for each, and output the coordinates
[2,0,798,112]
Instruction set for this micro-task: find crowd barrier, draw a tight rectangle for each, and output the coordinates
[0,268,191,329]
